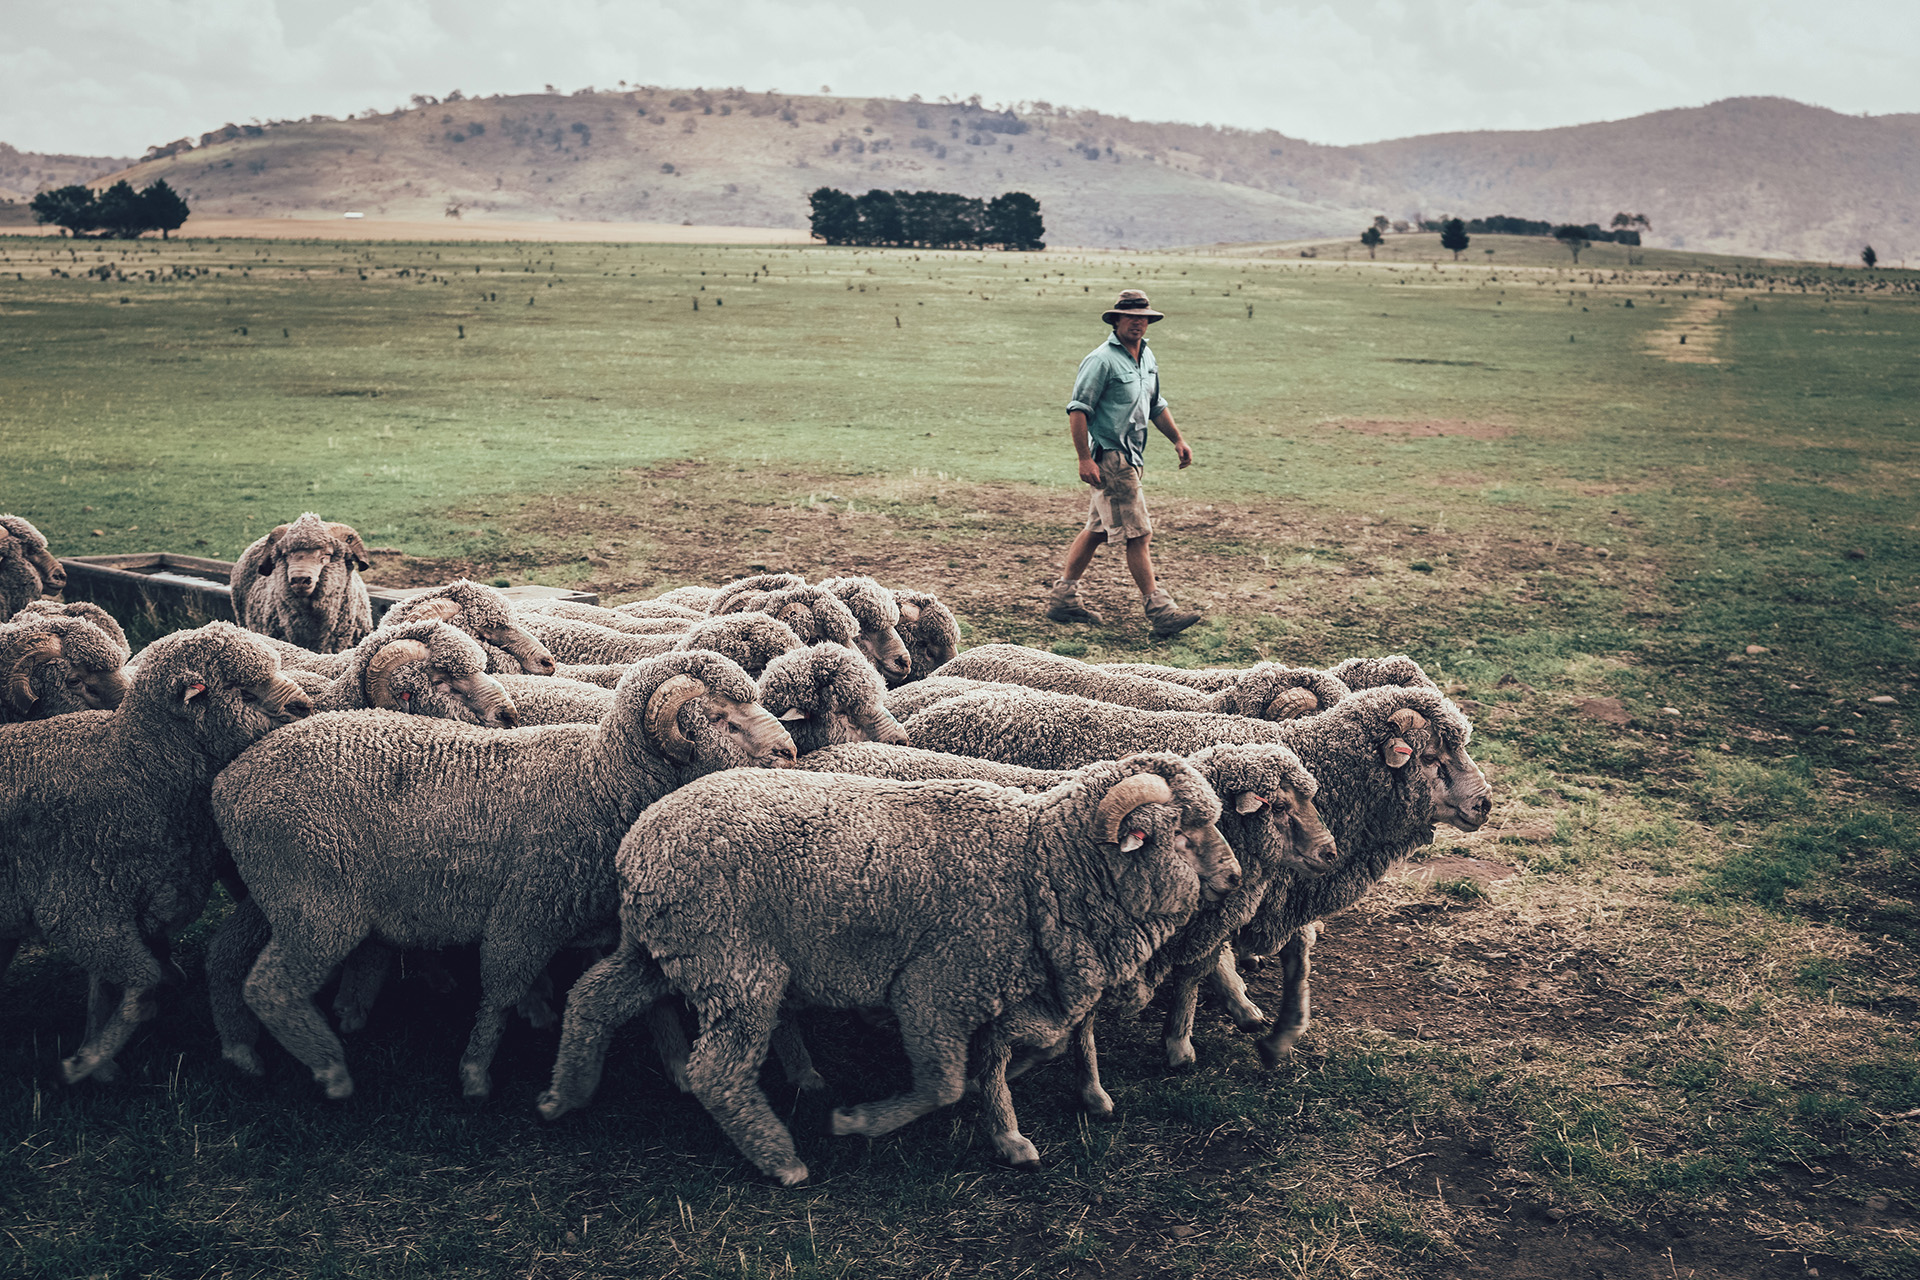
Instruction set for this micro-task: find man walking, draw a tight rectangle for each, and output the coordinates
[1044,289,1203,638]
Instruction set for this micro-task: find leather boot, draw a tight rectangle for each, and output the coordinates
[1144,589,1202,639]
[1044,579,1103,625]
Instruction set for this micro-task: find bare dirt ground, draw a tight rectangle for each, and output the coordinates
[1647,299,1728,363]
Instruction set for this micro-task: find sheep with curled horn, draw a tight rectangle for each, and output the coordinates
[754,642,911,755]
[888,590,959,687]
[809,576,912,683]
[536,612,804,695]
[537,754,1238,1185]
[652,572,805,615]
[0,622,311,1084]
[378,579,557,676]
[1,604,133,723]
[211,649,797,1100]
[229,513,376,654]
[0,514,65,623]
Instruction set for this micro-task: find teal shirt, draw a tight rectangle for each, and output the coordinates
[1067,332,1168,468]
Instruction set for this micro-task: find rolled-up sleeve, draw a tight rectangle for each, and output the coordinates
[1067,351,1107,415]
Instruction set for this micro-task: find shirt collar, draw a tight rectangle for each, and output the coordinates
[1106,332,1149,355]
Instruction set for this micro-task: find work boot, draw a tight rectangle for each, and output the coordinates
[1144,589,1202,639]
[1044,579,1104,625]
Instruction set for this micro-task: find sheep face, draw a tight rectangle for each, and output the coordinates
[757,643,910,753]
[0,515,64,593]
[389,582,558,676]
[360,625,519,727]
[1190,743,1339,877]
[1384,705,1492,832]
[819,576,912,681]
[751,587,860,650]
[260,513,368,600]
[625,655,797,770]
[892,591,958,686]
[3,623,131,719]
[134,622,313,757]
[1091,762,1239,913]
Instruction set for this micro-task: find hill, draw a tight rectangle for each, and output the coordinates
[0,142,134,218]
[29,91,1920,260]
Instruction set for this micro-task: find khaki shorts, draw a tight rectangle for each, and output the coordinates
[1084,450,1153,541]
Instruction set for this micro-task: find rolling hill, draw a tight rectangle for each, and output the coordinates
[16,90,1920,260]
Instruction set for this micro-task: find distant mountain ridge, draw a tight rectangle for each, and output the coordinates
[0,142,134,209]
[8,92,1916,260]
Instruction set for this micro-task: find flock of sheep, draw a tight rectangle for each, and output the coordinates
[0,509,1492,1186]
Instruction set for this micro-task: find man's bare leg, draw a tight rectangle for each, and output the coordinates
[1047,528,1109,624]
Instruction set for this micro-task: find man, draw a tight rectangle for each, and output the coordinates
[1044,289,1203,638]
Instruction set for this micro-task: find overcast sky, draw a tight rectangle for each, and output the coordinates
[4,0,1917,157]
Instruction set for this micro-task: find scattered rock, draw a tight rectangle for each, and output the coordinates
[1169,1225,1197,1239]
[1868,1195,1891,1212]
[1577,697,1630,725]
[1868,695,1898,705]
[1814,725,1832,733]
[1846,548,1868,560]
[1544,1206,1568,1222]
[1746,644,1768,655]
[1662,706,1681,716]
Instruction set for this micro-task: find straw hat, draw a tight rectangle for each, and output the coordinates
[1101,289,1165,324]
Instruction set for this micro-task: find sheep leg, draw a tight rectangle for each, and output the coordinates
[1072,1018,1114,1117]
[461,939,558,1099]
[514,968,558,1029]
[771,1016,828,1093]
[207,898,271,1075]
[540,947,674,1119]
[332,941,395,1034]
[244,929,362,1100]
[831,993,969,1142]
[973,1032,1041,1168]
[0,935,18,980]
[1255,922,1317,1068]
[683,980,810,1185]
[51,933,165,1084]
[647,1000,695,1093]
[1208,947,1268,1029]
[82,978,123,1084]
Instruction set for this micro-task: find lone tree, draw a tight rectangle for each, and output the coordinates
[142,180,190,239]
[1862,245,1878,269]
[1359,224,1383,259]
[1611,211,1652,234]
[1553,223,1591,264]
[28,184,99,237]
[94,181,151,239]
[1440,217,1470,260]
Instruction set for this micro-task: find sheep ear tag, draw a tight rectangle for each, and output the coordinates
[777,708,808,721]
[1235,792,1268,815]
[1119,829,1148,853]
[1383,739,1413,769]
[173,677,209,715]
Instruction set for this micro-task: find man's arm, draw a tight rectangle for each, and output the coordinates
[1152,407,1193,469]
[1068,410,1101,486]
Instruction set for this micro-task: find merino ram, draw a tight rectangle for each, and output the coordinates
[210,650,796,1100]
[1,603,132,722]
[537,754,1239,1185]
[0,515,64,622]
[379,580,557,676]
[933,645,1350,719]
[229,513,376,653]
[0,622,311,1083]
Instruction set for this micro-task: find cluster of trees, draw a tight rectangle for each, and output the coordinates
[31,180,191,239]
[808,187,1044,250]
[1416,212,1647,249]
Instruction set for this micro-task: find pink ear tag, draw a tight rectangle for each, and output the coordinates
[1387,741,1412,766]
[1128,830,1146,843]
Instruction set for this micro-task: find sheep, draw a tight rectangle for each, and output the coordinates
[1326,653,1439,692]
[653,573,805,615]
[515,600,695,635]
[704,573,808,615]
[14,599,130,656]
[0,622,312,1083]
[536,754,1240,1184]
[755,643,910,754]
[292,621,519,726]
[609,599,706,621]
[718,585,860,650]
[211,649,797,1100]
[882,675,1034,721]
[811,576,912,682]
[548,613,805,688]
[379,579,558,676]
[890,590,959,686]
[796,742,1065,790]
[0,514,64,622]
[1102,653,1433,697]
[229,513,376,654]
[2,607,132,722]
[492,673,618,726]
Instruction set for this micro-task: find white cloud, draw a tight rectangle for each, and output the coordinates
[1,0,1915,156]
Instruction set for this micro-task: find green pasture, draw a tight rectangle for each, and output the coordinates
[2,232,1919,1278]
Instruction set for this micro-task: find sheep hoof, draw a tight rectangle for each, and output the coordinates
[223,1045,265,1077]
[89,1059,121,1085]
[793,1069,830,1094]
[460,1063,492,1099]
[60,1052,100,1085]
[1164,1038,1197,1069]
[1228,1005,1268,1031]
[770,1161,811,1187]
[992,1132,1042,1168]
[316,1064,355,1099]
[1081,1086,1115,1118]
[1255,1030,1301,1070]
[829,1106,870,1136]
[535,1090,572,1122]
[335,1007,369,1034]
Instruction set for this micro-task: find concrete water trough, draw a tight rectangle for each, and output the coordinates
[56,552,597,638]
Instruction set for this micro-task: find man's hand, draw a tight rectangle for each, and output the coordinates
[1173,437,1193,469]
[1078,456,1102,486]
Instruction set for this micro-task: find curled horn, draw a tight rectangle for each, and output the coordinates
[327,523,371,570]
[896,600,921,624]
[248,673,313,719]
[405,597,463,623]
[257,524,293,575]
[1383,706,1428,769]
[1095,772,1176,845]
[364,639,433,710]
[1263,687,1320,720]
[6,634,62,712]
[644,673,706,761]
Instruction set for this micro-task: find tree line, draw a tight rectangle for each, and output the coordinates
[1416,212,1647,247]
[808,188,1044,250]
[30,180,191,239]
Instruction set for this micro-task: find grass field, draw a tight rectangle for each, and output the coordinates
[2,231,1918,1279]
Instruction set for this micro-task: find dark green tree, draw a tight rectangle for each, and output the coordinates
[28,184,99,237]
[986,191,1044,250]
[1440,217,1470,260]
[1359,225,1383,259]
[141,180,190,239]
[1552,223,1590,264]
[807,186,858,244]
[1861,245,1878,269]
[94,180,155,238]
[854,189,905,246]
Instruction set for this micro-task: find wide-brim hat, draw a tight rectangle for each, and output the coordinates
[1102,289,1165,324]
